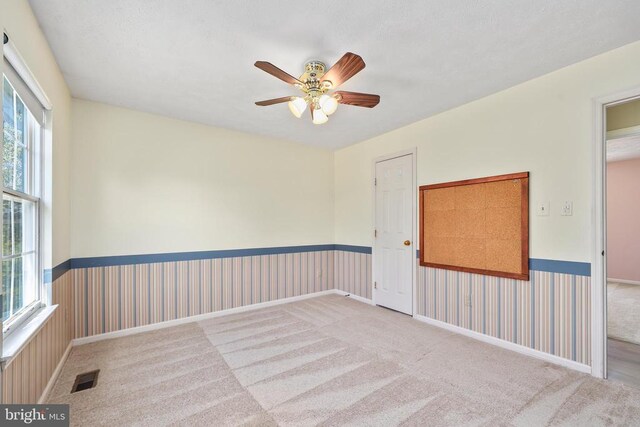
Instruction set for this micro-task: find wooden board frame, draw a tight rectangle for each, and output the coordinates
[419,172,529,280]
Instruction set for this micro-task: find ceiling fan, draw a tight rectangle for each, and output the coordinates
[254,52,380,125]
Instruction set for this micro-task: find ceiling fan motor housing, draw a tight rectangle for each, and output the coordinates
[300,61,329,104]
[254,52,380,123]
[304,61,326,78]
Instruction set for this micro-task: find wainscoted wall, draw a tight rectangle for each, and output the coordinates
[416,266,591,365]
[71,250,335,338]
[56,245,592,367]
[67,245,380,339]
[2,272,73,404]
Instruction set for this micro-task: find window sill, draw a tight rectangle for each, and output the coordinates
[1,304,58,365]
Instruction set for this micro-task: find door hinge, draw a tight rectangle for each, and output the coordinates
[602,250,605,256]
[374,281,377,289]
[374,178,377,186]
[374,229,377,238]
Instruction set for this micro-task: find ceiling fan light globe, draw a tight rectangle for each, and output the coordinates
[288,97,307,118]
[319,94,338,115]
[312,108,328,125]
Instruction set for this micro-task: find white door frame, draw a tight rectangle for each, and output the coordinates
[591,86,640,379]
[371,148,417,315]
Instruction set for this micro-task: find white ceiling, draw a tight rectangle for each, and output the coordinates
[29,1,640,149]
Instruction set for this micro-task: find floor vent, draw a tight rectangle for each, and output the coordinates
[71,370,100,393]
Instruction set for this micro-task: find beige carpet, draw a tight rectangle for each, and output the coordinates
[608,282,640,345]
[48,294,640,426]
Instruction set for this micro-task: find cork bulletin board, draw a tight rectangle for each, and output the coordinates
[419,172,529,280]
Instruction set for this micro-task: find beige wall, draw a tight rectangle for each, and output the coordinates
[70,100,335,258]
[607,98,640,131]
[335,40,640,263]
[1,0,72,267]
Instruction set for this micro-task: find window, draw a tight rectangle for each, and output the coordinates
[2,67,42,332]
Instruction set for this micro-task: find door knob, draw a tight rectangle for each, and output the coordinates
[403,240,411,246]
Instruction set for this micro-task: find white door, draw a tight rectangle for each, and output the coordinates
[374,154,414,314]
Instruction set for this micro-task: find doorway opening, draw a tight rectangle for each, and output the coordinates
[605,98,640,389]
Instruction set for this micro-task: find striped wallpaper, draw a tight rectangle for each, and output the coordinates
[333,250,372,300]
[416,264,591,365]
[52,247,593,364]
[71,250,335,338]
[2,272,73,404]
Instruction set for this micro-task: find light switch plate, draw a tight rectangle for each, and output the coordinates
[537,201,550,216]
[561,201,573,216]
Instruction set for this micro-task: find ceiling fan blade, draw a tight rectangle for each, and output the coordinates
[255,96,292,106]
[321,52,365,88]
[254,61,302,85]
[335,91,380,108]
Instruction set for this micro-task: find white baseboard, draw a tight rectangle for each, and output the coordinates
[608,278,640,286]
[38,341,72,404]
[413,314,591,374]
[333,290,374,305]
[72,290,338,346]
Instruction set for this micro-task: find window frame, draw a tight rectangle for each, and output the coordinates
[1,73,43,337]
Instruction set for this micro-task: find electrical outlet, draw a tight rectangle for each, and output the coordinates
[536,201,550,216]
[561,201,573,216]
[464,295,472,307]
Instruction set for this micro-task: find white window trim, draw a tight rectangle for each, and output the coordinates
[1,32,50,355]
[3,35,51,110]
[2,300,45,337]
[1,78,44,338]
